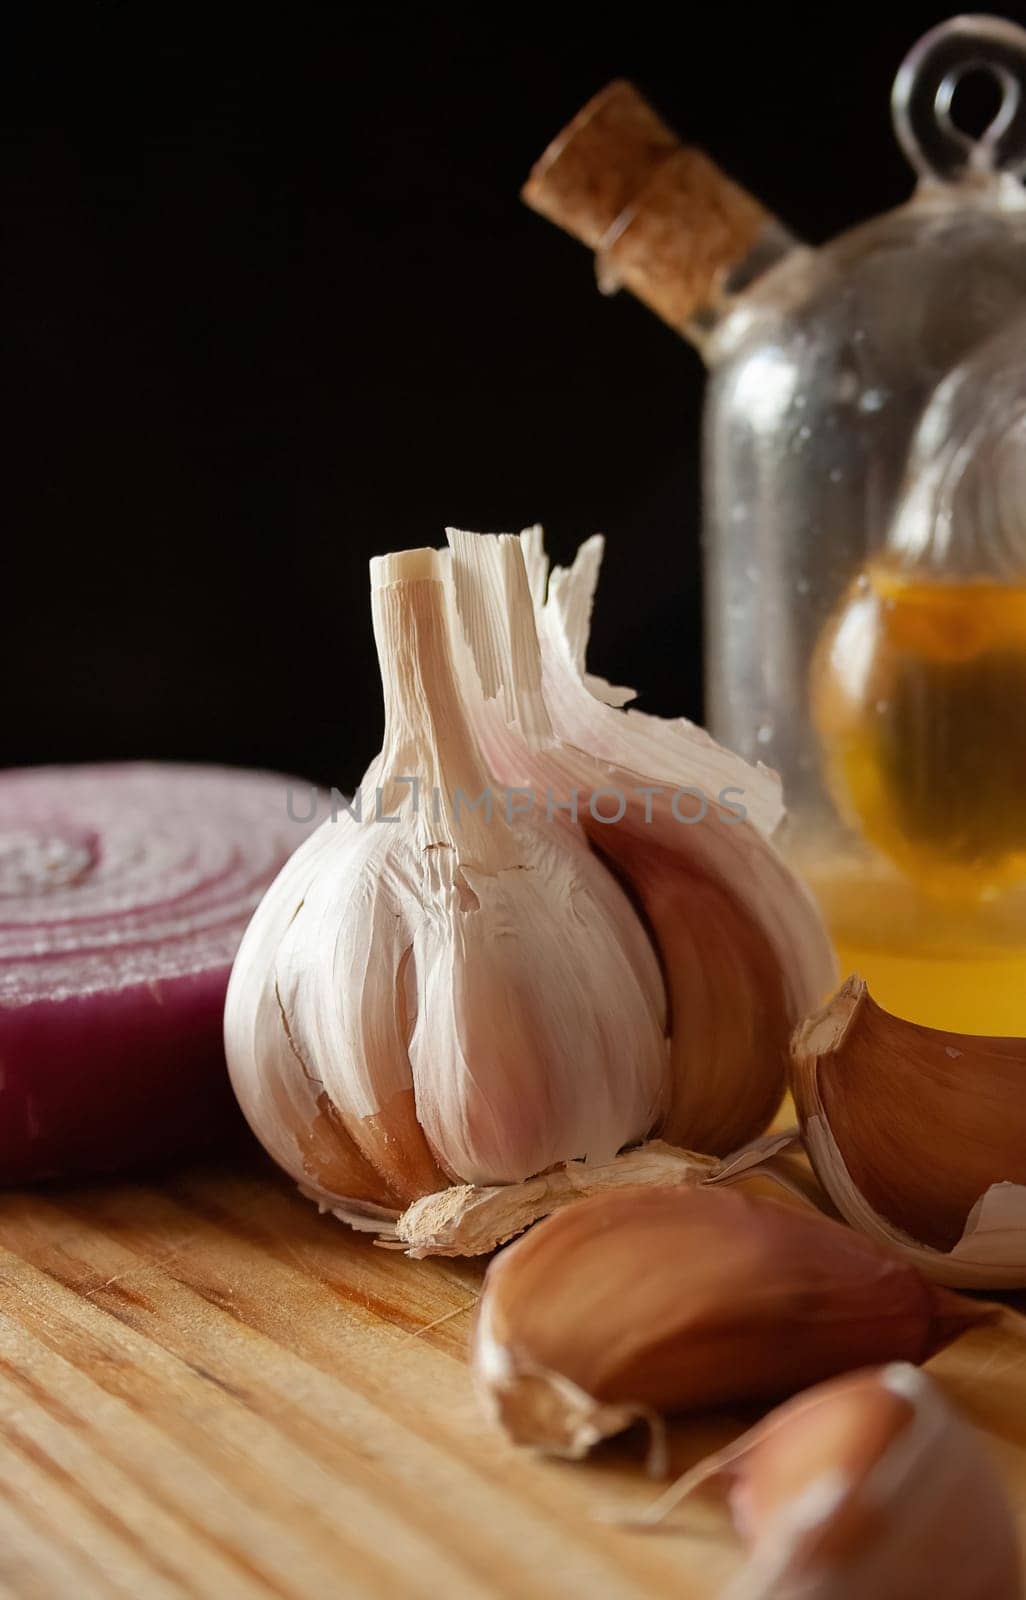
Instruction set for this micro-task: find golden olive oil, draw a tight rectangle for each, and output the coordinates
[807,564,1026,1029]
[812,565,1026,899]
[806,858,1026,1032]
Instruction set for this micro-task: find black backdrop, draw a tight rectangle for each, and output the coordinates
[4,4,1017,791]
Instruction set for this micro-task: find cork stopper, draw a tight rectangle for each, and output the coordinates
[522,80,773,332]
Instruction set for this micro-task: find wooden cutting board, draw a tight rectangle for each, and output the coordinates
[1,1146,1024,1599]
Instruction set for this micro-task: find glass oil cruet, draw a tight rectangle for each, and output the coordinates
[811,312,1026,1024]
[523,15,1026,1030]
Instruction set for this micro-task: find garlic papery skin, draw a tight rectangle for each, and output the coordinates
[471,1184,994,1459]
[395,1140,717,1256]
[640,1365,1022,1600]
[225,547,668,1219]
[446,525,837,1155]
[791,975,1026,1287]
[394,1128,823,1258]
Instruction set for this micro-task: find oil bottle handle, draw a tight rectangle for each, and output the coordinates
[892,14,1026,181]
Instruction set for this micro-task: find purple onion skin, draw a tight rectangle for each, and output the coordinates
[0,968,243,1182]
[0,762,322,1185]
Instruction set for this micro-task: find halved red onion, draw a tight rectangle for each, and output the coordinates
[0,763,320,1182]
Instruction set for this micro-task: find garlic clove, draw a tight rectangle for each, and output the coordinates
[226,545,669,1216]
[726,1374,916,1567]
[640,1364,1022,1600]
[791,975,1026,1286]
[535,534,836,1152]
[268,821,451,1202]
[402,822,669,1184]
[594,846,796,1153]
[471,1184,994,1459]
[224,788,410,1224]
[447,526,836,1154]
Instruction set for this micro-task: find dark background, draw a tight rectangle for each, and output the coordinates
[5,3,1020,790]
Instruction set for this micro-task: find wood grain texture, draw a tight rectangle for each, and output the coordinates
[0,1147,1024,1598]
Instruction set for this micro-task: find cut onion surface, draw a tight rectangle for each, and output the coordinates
[0,763,320,1182]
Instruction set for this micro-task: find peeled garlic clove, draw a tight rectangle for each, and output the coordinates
[472,1184,993,1459]
[226,548,668,1219]
[791,975,1026,1287]
[447,526,836,1154]
[644,1365,1021,1600]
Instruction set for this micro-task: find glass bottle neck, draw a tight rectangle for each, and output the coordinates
[685,221,807,363]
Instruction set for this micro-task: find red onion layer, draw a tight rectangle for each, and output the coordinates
[0,763,319,1182]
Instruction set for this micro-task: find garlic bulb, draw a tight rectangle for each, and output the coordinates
[225,548,668,1222]
[791,975,1026,1287]
[447,526,835,1154]
[226,528,834,1240]
[472,1184,993,1459]
[636,1365,1022,1600]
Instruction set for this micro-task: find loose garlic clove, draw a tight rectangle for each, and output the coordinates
[472,1184,994,1459]
[447,526,836,1155]
[638,1365,1022,1600]
[791,975,1026,1287]
[225,548,668,1221]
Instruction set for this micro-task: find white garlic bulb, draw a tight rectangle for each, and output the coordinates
[225,547,667,1224]
[225,530,834,1237]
